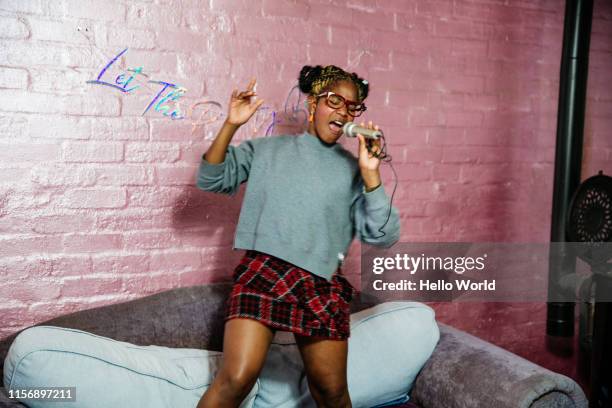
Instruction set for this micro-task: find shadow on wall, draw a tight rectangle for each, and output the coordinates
[166,104,311,281]
[170,182,246,280]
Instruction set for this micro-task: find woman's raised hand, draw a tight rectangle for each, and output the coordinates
[225,78,265,127]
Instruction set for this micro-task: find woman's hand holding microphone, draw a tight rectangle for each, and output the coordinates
[356,121,383,192]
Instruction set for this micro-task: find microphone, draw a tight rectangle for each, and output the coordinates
[342,122,382,139]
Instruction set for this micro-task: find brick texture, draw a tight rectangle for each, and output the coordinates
[1,0,611,388]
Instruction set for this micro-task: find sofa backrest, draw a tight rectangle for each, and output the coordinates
[1,280,375,385]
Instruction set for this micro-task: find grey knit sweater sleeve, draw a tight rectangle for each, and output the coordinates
[351,183,401,248]
[196,139,259,196]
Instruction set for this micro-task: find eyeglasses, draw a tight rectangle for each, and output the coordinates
[316,92,367,117]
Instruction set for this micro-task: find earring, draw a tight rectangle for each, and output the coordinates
[309,111,314,122]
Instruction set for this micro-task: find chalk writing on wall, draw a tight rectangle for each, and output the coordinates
[86,47,309,139]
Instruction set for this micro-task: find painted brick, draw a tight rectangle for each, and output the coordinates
[391,51,430,73]
[127,186,183,207]
[0,114,28,140]
[125,143,180,163]
[94,165,153,186]
[65,93,122,117]
[177,269,209,286]
[60,276,123,298]
[32,214,95,234]
[58,0,127,23]
[92,253,151,275]
[149,117,198,141]
[434,20,488,40]
[149,250,201,271]
[351,9,394,30]
[107,27,157,50]
[0,67,28,89]
[451,38,488,57]
[0,0,44,14]
[0,90,65,114]
[0,235,64,257]
[0,41,89,67]
[209,0,263,16]
[60,188,126,209]
[0,0,611,384]
[0,279,61,303]
[262,0,311,18]
[445,111,483,127]
[28,115,92,140]
[309,4,352,26]
[431,164,460,181]
[28,17,89,44]
[123,231,181,250]
[400,145,443,163]
[0,143,61,162]
[62,142,124,162]
[94,208,172,231]
[63,233,123,253]
[30,164,97,187]
[393,163,431,181]
[154,165,198,185]
[156,30,208,53]
[90,118,149,141]
[0,16,29,39]
[0,188,52,212]
[234,15,328,45]
[415,0,453,17]
[0,214,32,234]
[123,272,178,295]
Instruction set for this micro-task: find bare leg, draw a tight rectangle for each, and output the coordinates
[294,334,351,408]
[196,318,275,408]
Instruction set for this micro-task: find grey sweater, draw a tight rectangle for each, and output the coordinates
[196,131,400,281]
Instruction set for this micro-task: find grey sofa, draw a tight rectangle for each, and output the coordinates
[0,282,588,408]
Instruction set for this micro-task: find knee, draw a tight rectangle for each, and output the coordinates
[216,368,258,400]
[309,381,351,406]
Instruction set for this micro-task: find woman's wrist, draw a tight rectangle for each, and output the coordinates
[361,169,381,192]
[223,119,242,129]
[365,184,381,193]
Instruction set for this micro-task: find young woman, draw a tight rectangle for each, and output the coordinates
[195,65,400,408]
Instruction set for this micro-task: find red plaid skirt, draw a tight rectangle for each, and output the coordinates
[224,250,356,340]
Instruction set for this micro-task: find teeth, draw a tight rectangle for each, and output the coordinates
[332,121,343,126]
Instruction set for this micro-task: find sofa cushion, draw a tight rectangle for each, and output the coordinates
[253,331,311,407]
[254,301,439,407]
[3,326,259,408]
[347,302,439,406]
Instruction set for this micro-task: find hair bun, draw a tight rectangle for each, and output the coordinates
[298,65,322,94]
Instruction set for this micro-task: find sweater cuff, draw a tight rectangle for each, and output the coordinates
[198,154,226,178]
[363,183,389,209]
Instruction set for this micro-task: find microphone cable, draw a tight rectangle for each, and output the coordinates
[352,133,398,240]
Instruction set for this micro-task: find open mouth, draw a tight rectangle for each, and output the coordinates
[329,120,344,134]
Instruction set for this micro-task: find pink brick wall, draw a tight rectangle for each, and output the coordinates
[1,0,610,386]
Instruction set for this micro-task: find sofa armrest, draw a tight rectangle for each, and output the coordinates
[410,323,588,408]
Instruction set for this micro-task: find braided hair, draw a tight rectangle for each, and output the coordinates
[298,65,369,102]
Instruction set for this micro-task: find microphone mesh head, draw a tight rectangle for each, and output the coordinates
[342,122,356,137]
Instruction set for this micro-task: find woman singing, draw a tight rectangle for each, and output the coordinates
[196,64,400,407]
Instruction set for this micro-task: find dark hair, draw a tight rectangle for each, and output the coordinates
[298,65,369,102]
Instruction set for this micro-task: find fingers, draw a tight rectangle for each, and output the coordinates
[235,90,256,100]
[246,77,256,92]
[231,78,258,101]
[357,133,367,155]
[250,98,265,112]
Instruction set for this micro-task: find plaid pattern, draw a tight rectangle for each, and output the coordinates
[225,250,356,340]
